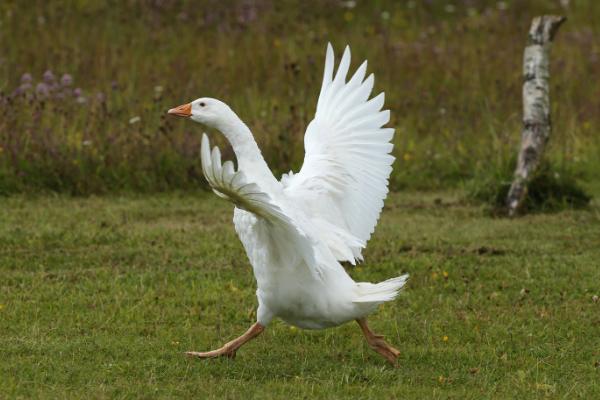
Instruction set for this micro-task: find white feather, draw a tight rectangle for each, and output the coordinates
[285,44,395,263]
[189,44,407,333]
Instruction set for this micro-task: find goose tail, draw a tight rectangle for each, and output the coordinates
[352,274,409,304]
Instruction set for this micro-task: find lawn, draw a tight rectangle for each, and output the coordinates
[1,190,599,399]
[2,1,599,398]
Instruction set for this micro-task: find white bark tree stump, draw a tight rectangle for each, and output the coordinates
[505,15,566,216]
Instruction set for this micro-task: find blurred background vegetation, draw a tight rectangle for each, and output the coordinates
[1,0,598,195]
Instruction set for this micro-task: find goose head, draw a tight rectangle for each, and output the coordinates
[168,97,233,129]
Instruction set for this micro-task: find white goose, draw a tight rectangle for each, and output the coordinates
[168,44,407,365]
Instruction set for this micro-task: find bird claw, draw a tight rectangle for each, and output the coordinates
[356,319,401,366]
[185,322,264,361]
[367,337,401,366]
[185,347,237,359]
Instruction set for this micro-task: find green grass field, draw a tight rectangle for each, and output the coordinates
[2,190,599,399]
[2,1,600,398]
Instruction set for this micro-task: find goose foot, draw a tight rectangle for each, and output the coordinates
[356,318,400,366]
[186,322,264,360]
[185,347,237,359]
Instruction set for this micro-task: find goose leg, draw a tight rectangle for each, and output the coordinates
[186,322,264,359]
[356,318,400,366]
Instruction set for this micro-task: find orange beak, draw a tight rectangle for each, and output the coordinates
[167,103,192,117]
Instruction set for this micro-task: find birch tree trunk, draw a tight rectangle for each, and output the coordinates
[505,15,566,216]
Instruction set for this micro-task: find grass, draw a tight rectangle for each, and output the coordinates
[466,158,592,214]
[1,1,599,398]
[1,190,599,399]
[1,0,600,193]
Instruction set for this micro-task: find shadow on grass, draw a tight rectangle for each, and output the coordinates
[465,159,591,216]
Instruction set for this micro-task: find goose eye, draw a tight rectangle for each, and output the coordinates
[199,102,206,107]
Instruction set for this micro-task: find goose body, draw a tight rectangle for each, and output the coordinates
[234,207,385,330]
[168,44,407,364]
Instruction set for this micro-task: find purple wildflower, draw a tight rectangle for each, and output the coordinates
[73,87,83,97]
[21,73,33,83]
[43,70,55,83]
[36,82,50,97]
[61,74,73,87]
[237,1,258,25]
[15,82,32,95]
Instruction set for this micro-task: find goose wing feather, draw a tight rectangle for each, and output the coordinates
[200,133,291,224]
[284,44,394,264]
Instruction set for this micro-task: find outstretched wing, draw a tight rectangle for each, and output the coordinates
[283,44,394,264]
[201,133,290,224]
[201,133,337,281]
